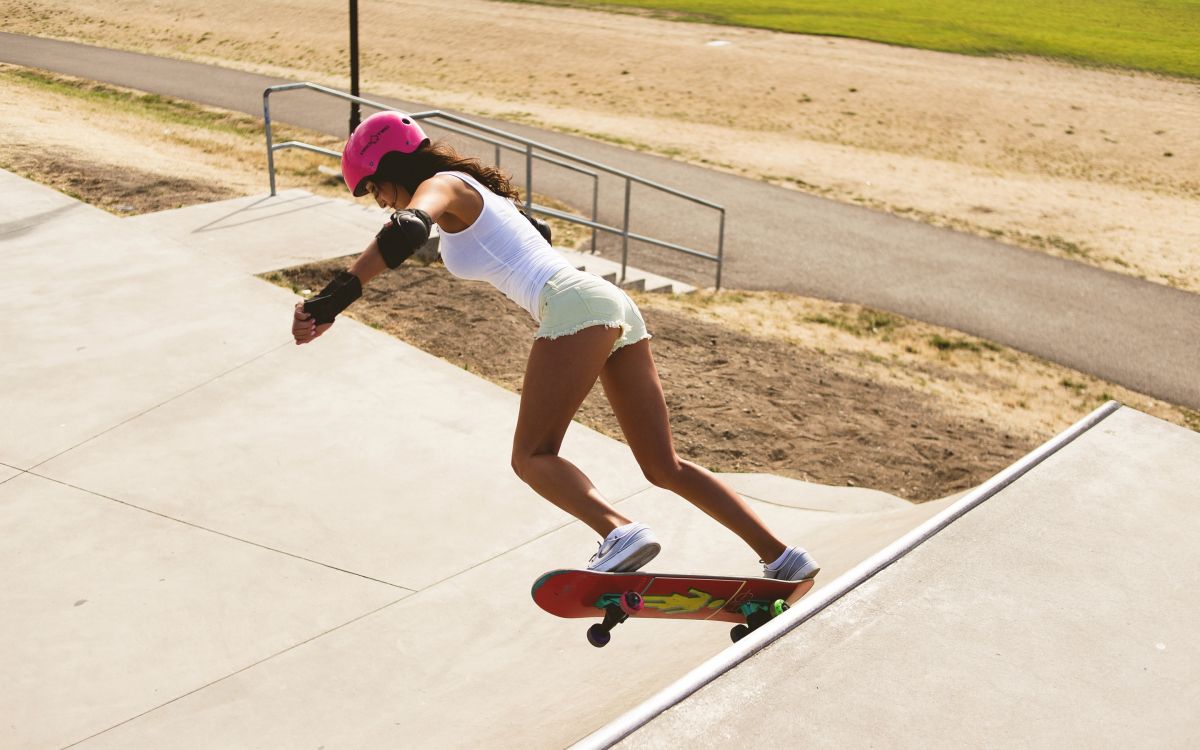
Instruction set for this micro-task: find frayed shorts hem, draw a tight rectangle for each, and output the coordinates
[535,269,652,354]
[534,321,652,353]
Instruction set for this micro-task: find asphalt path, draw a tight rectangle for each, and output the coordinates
[3,31,1197,410]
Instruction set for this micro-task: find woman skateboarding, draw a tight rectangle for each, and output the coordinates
[291,111,819,581]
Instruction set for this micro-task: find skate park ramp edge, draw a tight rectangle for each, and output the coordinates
[583,401,1200,749]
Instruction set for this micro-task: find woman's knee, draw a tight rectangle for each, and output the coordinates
[511,447,553,484]
[641,454,686,490]
[511,452,531,483]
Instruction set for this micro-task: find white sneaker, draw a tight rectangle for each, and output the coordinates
[763,546,820,581]
[587,522,661,573]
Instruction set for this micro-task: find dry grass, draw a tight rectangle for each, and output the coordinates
[634,290,1198,437]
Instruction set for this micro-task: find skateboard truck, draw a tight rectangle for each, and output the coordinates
[729,599,789,643]
[586,591,644,648]
[587,593,789,646]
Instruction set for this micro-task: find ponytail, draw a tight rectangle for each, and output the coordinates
[375,141,521,201]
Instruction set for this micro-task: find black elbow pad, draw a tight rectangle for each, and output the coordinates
[377,208,432,268]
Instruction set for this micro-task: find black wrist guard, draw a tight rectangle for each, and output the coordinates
[303,271,362,325]
[377,208,432,269]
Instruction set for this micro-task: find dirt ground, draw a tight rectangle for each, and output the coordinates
[3,0,1198,290]
[0,65,271,211]
[0,149,239,214]
[269,253,1194,502]
[272,257,1034,501]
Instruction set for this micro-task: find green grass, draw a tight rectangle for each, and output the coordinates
[509,0,1200,79]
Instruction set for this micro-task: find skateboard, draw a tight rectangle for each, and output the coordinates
[532,569,815,647]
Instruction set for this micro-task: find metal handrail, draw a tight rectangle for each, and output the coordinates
[263,82,725,288]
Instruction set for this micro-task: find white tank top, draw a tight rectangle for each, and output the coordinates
[436,171,573,321]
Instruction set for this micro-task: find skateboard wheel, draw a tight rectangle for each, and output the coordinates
[620,591,644,615]
[730,624,750,643]
[772,599,789,618]
[587,623,611,648]
[746,609,771,630]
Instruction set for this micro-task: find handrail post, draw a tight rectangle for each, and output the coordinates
[591,174,599,255]
[525,144,534,213]
[621,177,632,284]
[716,208,726,290]
[263,90,277,196]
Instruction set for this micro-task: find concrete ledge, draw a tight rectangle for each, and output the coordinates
[593,403,1200,749]
[580,401,1124,749]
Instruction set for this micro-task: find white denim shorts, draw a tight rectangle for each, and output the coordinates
[535,268,651,354]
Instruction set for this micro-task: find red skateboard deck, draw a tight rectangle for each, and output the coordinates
[532,569,815,647]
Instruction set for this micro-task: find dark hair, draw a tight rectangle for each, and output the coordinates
[374,141,520,201]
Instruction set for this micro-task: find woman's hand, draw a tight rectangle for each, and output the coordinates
[293,302,332,345]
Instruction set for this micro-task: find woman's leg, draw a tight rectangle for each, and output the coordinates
[600,340,789,563]
[511,325,631,537]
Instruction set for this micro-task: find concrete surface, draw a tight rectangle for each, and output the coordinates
[618,406,1200,749]
[3,32,1199,410]
[0,171,961,748]
[2,473,404,749]
[0,178,290,469]
[4,170,1195,749]
[127,189,389,275]
[722,473,915,513]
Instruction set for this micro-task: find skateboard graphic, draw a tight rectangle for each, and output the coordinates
[532,569,815,647]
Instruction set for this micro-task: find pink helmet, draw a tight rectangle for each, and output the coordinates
[341,111,430,196]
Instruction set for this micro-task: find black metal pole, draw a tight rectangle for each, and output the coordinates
[349,0,360,134]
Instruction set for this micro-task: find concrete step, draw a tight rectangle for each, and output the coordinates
[556,246,695,295]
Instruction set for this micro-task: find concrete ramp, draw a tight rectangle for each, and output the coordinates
[6,172,1189,748]
[597,404,1200,748]
[0,173,959,748]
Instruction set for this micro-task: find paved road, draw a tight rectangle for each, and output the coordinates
[3,31,1198,410]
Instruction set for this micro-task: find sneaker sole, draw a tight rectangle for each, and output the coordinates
[606,541,661,573]
[766,561,821,582]
[591,538,662,573]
